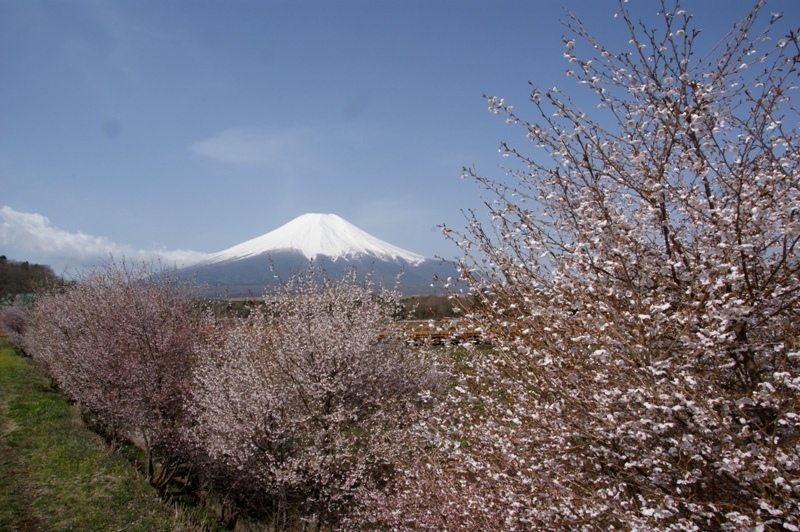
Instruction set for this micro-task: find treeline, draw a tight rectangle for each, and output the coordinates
[210,294,473,321]
[0,255,62,305]
[399,294,474,320]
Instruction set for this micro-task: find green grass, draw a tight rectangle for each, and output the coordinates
[0,337,218,531]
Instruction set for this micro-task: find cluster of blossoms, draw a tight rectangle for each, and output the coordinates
[21,261,205,489]
[189,270,444,528]
[0,301,30,353]
[373,1,800,529]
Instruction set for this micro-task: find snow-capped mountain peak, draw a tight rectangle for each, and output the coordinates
[204,213,427,266]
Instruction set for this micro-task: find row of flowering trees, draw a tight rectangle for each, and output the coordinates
[6,261,444,529]
[3,0,799,528]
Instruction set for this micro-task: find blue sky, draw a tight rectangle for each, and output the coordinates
[2,0,798,273]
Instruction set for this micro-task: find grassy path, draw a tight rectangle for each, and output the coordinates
[0,338,211,531]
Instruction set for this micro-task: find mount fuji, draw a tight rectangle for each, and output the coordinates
[180,213,458,297]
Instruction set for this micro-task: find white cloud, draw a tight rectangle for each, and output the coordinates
[190,125,315,166]
[0,206,209,271]
[189,123,379,172]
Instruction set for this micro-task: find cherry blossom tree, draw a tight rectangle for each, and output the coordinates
[0,301,30,354]
[23,260,207,490]
[190,269,445,529]
[373,1,800,528]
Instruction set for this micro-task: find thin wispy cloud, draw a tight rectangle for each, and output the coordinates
[0,206,209,271]
[189,123,379,172]
[190,125,317,166]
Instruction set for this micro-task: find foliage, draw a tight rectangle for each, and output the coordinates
[190,269,445,529]
[0,338,218,531]
[202,297,260,319]
[371,1,800,529]
[399,294,475,320]
[22,260,208,490]
[0,255,61,305]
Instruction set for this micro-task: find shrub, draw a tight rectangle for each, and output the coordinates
[23,260,207,490]
[190,269,445,529]
[0,302,30,354]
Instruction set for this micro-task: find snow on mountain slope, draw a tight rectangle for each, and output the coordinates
[204,213,427,266]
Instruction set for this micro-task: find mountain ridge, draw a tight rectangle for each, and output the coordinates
[203,213,426,266]
[180,213,458,297]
